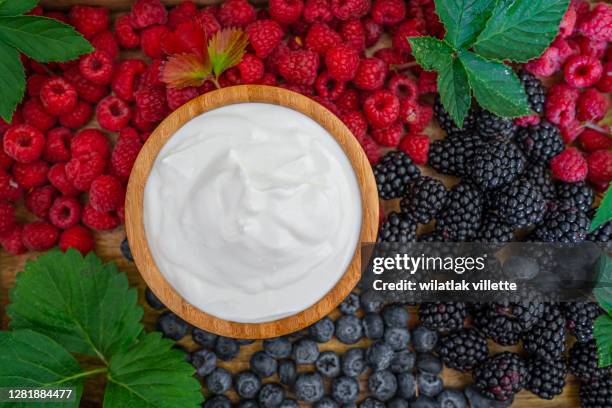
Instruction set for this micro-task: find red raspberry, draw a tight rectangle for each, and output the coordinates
[117,204,126,223]
[371,121,403,147]
[59,225,95,254]
[135,87,169,123]
[339,19,366,51]
[82,203,119,231]
[564,55,603,88]
[336,88,360,112]
[325,45,360,82]
[141,25,170,59]
[576,35,607,59]
[25,185,56,219]
[305,22,342,55]
[304,0,333,23]
[218,0,256,28]
[59,101,93,130]
[399,99,432,132]
[111,138,143,181]
[246,20,284,59]
[166,86,199,111]
[130,0,168,29]
[71,128,111,159]
[69,5,109,39]
[0,146,12,171]
[23,99,57,132]
[44,127,72,163]
[388,74,418,100]
[13,160,49,189]
[3,124,45,163]
[311,96,341,116]
[340,110,368,140]
[279,50,320,86]
[576,88,609,122]
[92,31,119,59]
[64,67,108,104]
[545,83,580,127]
[374,47,408,66]
[596,62,612,93]
[89,175,124,212]
[258,73,278,86]
[22,221,59,251]
[399,133,429,165]
[111,59,148,101]
[525,46,561,77]
[314,71,346,100]
[558,4,577,38]
[27,74,49,97]
[364,90,400,128]
[270,0,304,24]
[587,149,612,186]
[115,14,140,49]
[132,111,157,133]
[96,96,133,132]
[39,77,78,116]
[0,171,23,202]
[168,1,198,28]
[198,8,222,37]
[79,50,114,86]
[49,196,82,230]
[0,224,25,255]
[45,11,69,24]
[354,58,388,92]
[514,115,541,127]
[141,59,165,89]
[362,17,382,47]
[559,119,583,144]
[576,3,612,42]
[235,54,265,84]
[0,202,16,235]
[118,127,141,143]
[48,163,79,196]
[392,19,422,54]
[359,135,380,165]
[550,147,588,182]
[162,20,207,56]
[65,152,106,192]
[331,0,370,20]
[579,127,612,152]
[371,0,406,25]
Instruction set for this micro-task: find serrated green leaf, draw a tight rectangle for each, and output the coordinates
[595,314,612,368]
[590,185,612,233]
[594,254,612,315]
[473,0,571,62]
[8,249,143,362]
[0,40,24,123]
[437,57,471,128]
[435,0,497,49]
[0,0,37,16]
[0,330,84,408]
[104,332,203,408]
[408,36,454,71]
[459,51,531,117]
[0,16,92,63]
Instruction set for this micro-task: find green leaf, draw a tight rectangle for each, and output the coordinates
[595,314,612,368]
[0,0,37,16]
[459,51,532,117]
[408,36,454,71]
[590,185,612,233]
[594,254,612,315]
[0,330,84,408]
[0,16,92,63]
[435,0,497,49]
[104,332,203,408]
[437,57,472,128]
[473,0,571,62]
[8,249,143,362]
[0,40,24,123]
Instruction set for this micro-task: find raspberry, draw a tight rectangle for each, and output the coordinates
[141,25,169,59]
[362,17,382,47]
[198,8,222,38]
[79,50,114,85]
[0,202,16,235]
[303,0,333,23]
[49,196,82,229]
[579,128,612,152]
[336,88,360,112]
[330,0,370,20]
[118,127,141,143]
[59,225,94,254]
[39,77,78,116]
[400,133,429,165]
[353,57,388,90]
[92,30,119,59]
[371,0,406,25]
[576,3,612,42]
[325,45,360,81]
[89,175,124,212]
[545,83,579,127]
[115,14,140,49]
[269,0,304,24]
[340,110,368,140]
[69,5,109,39]
[71,128,111,159]
[64,67,108,104]
[164,22,208,57]
[278,50,320,85]
[111,138,143,181]
[168,1,198,28]
[559,3,577,37]
[45,11,69,24]
[587,150,612,186]
[564,55,603,88]
[371,121,403,147]
[27,74,49,97]
[305,22,342,55]
[48,163,79,196]
[577,88,609,122]
[388,75,418,100]
[525,46,561,77]
[141,59,165,89]
[364,90,400,128]
[235,54,265,84]
[135,86,169,123]
[311,96,340,116]
[82,203,120,231]
[25,185,56,218]
[111,59,147,101]
[130,0,168,29]
[22,221,59,251]
[339,19,366,51]
[13,161,49,189]
[559,119,583,144]
[43,127,72,163]
[596,62,612,93]
[576,35,607,59]
[0,224,25,255]
[59,101,93,130]
[399,99,431,132]
[132,111,157,132]
[359,135,381,165]
[0,172,23,202]
[217,0,256,28]
[259,72,277,86]
[246,20,284,59]
[166,86,199,110]
[314,71,346,100]
[374,47,407,66]
[96,96,133,132]
[3,124,45,163]
[22,99,56,132]
[550,147,588,183]
[65,152,106,192]
[551,36,580,65]
[392,19,422,54]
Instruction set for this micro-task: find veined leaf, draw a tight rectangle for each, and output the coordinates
[162,53,211,89]
[595,314,612,368]
[0,39,24,123]
[408,36,454,72]
[590,185,612,233]
[435,0,496,49]
[208,28,248,78]
[0,0,37,17]
[437,57,472,128]
[594,254,612,316]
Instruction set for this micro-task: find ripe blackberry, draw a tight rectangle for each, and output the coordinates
[491,178,546,228]
[522,164,556,201]
[556,181,594,213]
[515,120,564,163]
[433,96,478,136]
[418,302,468,333]
[473,352,528,401]
[475,110,517,140]
[587,220,612,242]
[568,340,612,381]
[428,132,484,177]
[475,213,515,243]
[563,301,604,343]
[400,176,447,224]
[377,212,417,243]
[580,376,612,408]
[534,202,589,243]
[436,182,484,240]
[467,140,526,190]
[435,328,489,372]
[374,151,420,199]
[518,70,546,113]
[526,358,567,400]
[522,304,566,361]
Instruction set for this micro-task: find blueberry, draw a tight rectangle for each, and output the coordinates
[417,373,444,397]
[237,400,260,408]
[341,348,366,377]
[278,359,297,386]
[384,327,411,351]
[189,348,217,377]
[258,383,284,408]
[464,386,514,408]
[294,372,325,403]
[203,395,232,408]
[365,341,394,371]
[339,292,360,315]
[293,339,319,364]
[309,317,335,343]
[235,371,262,399]
[120,238,133,261]
[390,350,416,373]
[436,389,468,408]
[331,376,360,404]
[360,290,384,313]
[396,372,416,399]
[362,313,384,340]
[156,311,189,340]
[315,350,341,378]
[387,398,410,408]
[382,304,409,328]
[215,337,240,361]
[411,396,440,408]
[335,315,363,344]
[314,397,339,408]
[193,328,218,349]
[144,287,165,309]
[368,370,397,401]
[342,404,357,408]
[412,326,438,353]
[417,353,443,375]
[205,367,232,394]
[279,399,299,408]
[263,337,292,359]
[359,397,385,408]
[251,350,278,378]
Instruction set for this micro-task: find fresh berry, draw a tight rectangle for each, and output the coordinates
[269,0,304,24]
[556,181,594,212]
[0,202,15,236]
[59,225,94,255]
[92,30,119,59]
[399,134,429,165]
[550,147,588,182]
[491,178,546,228]
[587,149,612,187]
[435,182,483,240]
[579,128,612,153]
[377,211,417,243]
[111,137,142,181]
[340,110,367,140]
[111,59,148,101]
[518,69,546,114]
[71,128,111,159]
[428,132,483,177]
[305,22,342,55]
[579,376,612,408]
[48,196,82,229]
[433,96,478,136]
[69,5,109,39]
[251,350,278,377]
[516,120,564,164]
[522,303,566,362]
[82,203,119,231]
[576,3,612,42]
[364,90,400,128]
[115,14,140,48]
[568,340,611,381]
[140,25,169,59]
[39,77,78,116]
[325,45,360,82]
[246,20,284,59]
[475,110,516,140]
[473,352,528,401]
[353,57,388,91]
[3,124,45,164]
[294,372,325,403]
[564,301,604,343]
[46,163,77,197]
[564,55,603,88]
[400,176,446,224]
[371,121,403,147]
[358,135,381,165]
[13,160,49,189]
[436,328,488,372]
[419,302,467,333]
[335,315,363,344]
[596,61,612,93]
[166,86,199,110]
[22,221,59,251]
[64,67,108,104]
[217,0,256,27]
[89,175,124,213]
[339,19,366,51]
[362,17,383,46]
[371,0,406,25]
[22,99,56,132]
[545,83,580,127]
[96,96,132,131]
[374,151,420,199]
[534,202,589,243]
[303,0,333,23]
[330,0,370,20]
[577,88,609,122]
[391,18,421,54]
[0,224,25,255]
[467,140,526,190]
[130,0,168,29]
[65,152,106,191]
[526,358,567,400]
[59,101,93,129]
[135,86,169,123]
[79,50,114,85]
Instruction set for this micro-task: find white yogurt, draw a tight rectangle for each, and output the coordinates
[144,103,362,323]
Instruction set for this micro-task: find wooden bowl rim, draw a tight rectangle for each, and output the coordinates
[125,85,379,339]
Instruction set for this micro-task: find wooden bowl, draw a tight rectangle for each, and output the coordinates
[125,85,379,339]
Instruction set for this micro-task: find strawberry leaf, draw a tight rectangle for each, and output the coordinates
[162,53,212,89]
[408,36,454,72]
[590,185,612,233]
[208,28,248,78]
[437,57,471,128]
[595,314,612,368]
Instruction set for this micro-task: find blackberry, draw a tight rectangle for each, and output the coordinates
[522,164,556,200]
[516,120,564,163]
[400,176,448,223]
[418,302,468,333]
[568,340,612,381]
[526,358,567,400]
[467,140,526,190]
[522,304,566,361]
[474,298,544,346]
[518,70,546,113]
[534,202,589,243]
[418,231,447,242]
[435,328,489,372]
[434,95,478,135]
[475,213,515,243]
[556,181,594,213]
[436,183,484,240]
[588,219,612,242]
[377,212,417,243]
[563,301,604,343]
[428,132,484,177]
[491,178,546,228]
[473,352,528,401]
[580,376,612,408]
[475,110,517,140]
[374,151,420,199]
